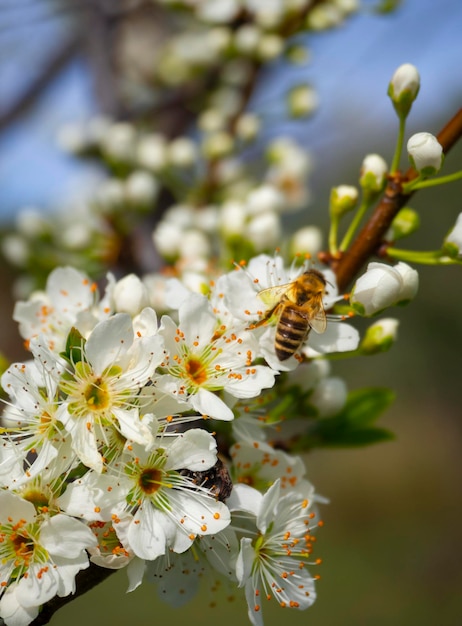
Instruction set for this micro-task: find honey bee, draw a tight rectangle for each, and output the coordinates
[179,458,233,502]
[251,268,327,361]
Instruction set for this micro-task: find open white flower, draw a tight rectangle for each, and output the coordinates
[13,266,104,352]
[33,311,164,472]
[0,491,96,626]
[231,480,321,626]
[1,360,75,487]
[156,293,275,421]
[221,254,359,370]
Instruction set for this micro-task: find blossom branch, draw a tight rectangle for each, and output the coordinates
[332,107,462,293]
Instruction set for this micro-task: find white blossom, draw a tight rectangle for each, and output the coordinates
[407,132,444,175]
[350,261,418,316]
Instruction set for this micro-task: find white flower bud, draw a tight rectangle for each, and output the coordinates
[290,226,323,257]
[360,154,388,194]
[444,212,462,257]
[152,221,183,260]
[125,171,159,207]
[61,223,92,250]
[235,113,260,142]
[206,27,232,54]
[257,34,284,61]
[1,235,29,266]
[202,131,234,159]
[234,25,261,55]
[220,201,247,237]
[112,274,149,316]
[333,0,360,15]
[287,85,318,118]
[168,137,197,167]
[164,204,195,229]
[95,179,125,212]
[101,122,136,163]
[136,134,168,172]
[246,211,281,252]
[350,262,404,316]
[329,185,358,218]
[247,184,284,215]
[394,261,419,303]
[310,377,348,417]
[181,230,211,260]
[388,63,420,118]
[407,132,443,175]
[360,318,399,355]
[198,109,227,133]
[197,0,239,23]
[307,4,342,29]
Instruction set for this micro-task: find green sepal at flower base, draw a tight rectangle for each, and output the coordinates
[60,326,87,365]
[293,387,395,449]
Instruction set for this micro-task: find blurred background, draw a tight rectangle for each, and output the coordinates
[1,0,462,625]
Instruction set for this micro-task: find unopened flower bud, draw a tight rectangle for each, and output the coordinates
[234,24,261,55]
[112,274,149,316]
[329,185,358,218]
[235,113,260,142]
[101,122,136,163]
[247,185,284,215]
[136,134,168,172]
[360,318,399,355]
[443,212,462,258]
[220,201,247,237]
[394,261,419,304]
[257,34,284,61]
[246,211,281,252]
[360,154,388,196]
[310,377,348,417]
[152,221,183,260]
[287,85,318,118]
[202,131,234,159]
[388,63,420,118]
[350,261,418,316]
[125,171,159,207]
[386,207,420,241]
[290,226,323,257]
[181,230,211,261]
[168,137,197,167]
[407,132,444,176]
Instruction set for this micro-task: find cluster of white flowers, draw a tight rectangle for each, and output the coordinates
[0,253,367,625]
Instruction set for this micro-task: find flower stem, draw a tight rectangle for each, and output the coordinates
[385,246,461,265]
[403,169,462,192]
[390,114,406,174]
[339,198,372,252]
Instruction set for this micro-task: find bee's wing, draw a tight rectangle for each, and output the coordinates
[308,304,327,334]
[257,282,292,307]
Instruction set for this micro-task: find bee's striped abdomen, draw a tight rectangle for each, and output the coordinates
[274,308,310,361]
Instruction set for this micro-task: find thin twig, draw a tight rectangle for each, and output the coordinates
[332,107,462,292]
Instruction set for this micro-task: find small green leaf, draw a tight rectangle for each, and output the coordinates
[341,387,395,426]
[293,387,395,450]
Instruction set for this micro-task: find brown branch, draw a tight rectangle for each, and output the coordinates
[332,107,462,292]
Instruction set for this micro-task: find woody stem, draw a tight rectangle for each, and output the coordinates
[332,107,462,293]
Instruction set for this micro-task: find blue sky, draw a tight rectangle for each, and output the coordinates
[0,0,461,221]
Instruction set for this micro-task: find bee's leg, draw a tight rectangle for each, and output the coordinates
[246,303,282,330]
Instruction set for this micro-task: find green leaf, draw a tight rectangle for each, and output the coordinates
[293,387,395,450]
[341,387,395,427]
